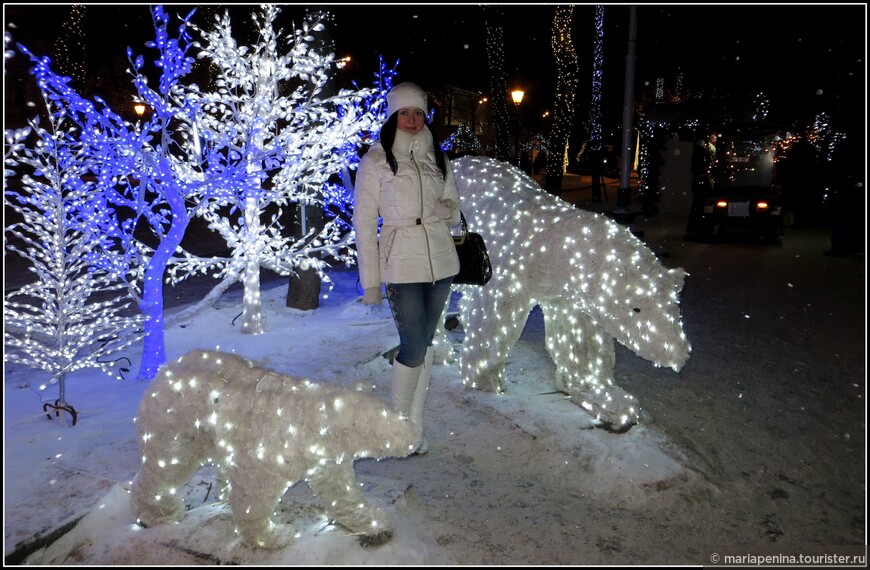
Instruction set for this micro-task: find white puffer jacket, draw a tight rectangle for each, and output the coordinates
[354,126,461,289]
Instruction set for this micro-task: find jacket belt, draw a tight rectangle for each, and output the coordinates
[381,215,440,227]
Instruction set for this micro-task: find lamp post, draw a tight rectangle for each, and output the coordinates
[472,96,488,135]
[511,88,524,167]
[133,102,147,118]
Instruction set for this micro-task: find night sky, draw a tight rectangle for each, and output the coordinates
[3,3,866,134]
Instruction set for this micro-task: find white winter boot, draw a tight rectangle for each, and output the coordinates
[391,357,423,451]
[408,346,435,455]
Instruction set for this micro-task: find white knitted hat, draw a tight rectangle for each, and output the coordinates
[386,82,428,118]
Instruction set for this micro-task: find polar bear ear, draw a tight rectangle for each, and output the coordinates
[667,267,689,293]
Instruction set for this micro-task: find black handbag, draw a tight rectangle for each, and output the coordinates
[452,212,493,286]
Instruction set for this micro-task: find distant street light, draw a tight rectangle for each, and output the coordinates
[511,89,525,167]
[133,103,147,117]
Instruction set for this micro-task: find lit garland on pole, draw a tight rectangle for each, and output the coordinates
[589,5,604,156]
[544,5,577,194]
[54,4,87,86]
[483,6,511,162]
[589,5,605,201]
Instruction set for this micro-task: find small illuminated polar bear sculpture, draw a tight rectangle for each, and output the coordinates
[131,349,418,548]
[450,157,691,432]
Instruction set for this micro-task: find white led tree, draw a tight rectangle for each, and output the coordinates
[4,117,145,418]
[166,5,385,335]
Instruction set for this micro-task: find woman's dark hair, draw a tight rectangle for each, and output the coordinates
[379,113,448,179]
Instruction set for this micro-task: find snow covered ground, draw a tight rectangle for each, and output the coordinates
[4,190,865,565]
[4,263,687,564]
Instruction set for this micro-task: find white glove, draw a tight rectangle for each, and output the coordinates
[434,198,457,221]
[362,287,382,305]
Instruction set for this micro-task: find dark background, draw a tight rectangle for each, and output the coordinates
[4,3,865,136]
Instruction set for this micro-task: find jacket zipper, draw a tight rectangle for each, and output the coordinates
[410,150,435,282]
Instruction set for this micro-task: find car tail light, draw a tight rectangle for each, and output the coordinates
[715,200,728,208]
[756,200,769,210]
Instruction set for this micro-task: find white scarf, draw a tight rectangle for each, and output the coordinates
[391,126,433,159]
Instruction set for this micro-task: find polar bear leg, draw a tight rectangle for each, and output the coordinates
[542,303,638,430]
[130,440,202,527]
[228,467,294,549]
[459,282,532,394]
[542,300,617,392]
[307,460,392,539]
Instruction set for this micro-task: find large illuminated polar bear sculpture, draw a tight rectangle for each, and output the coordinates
[450,156,691,432]
[131,349,418,548]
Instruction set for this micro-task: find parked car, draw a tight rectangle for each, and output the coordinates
[687,121,784,243]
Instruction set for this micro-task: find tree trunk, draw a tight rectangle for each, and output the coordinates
[286,266,321,310]
[241,197,265,334]
[483,6,512,163]
[545,165,565,195]
[136,194,188,379]
[590,149,603,202]
[286,202,324,309]
[544,5,578,196]
[286,7,332,310]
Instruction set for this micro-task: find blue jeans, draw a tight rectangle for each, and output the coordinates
[385,277,453,368]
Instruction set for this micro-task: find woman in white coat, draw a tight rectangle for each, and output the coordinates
[353,82,461,455]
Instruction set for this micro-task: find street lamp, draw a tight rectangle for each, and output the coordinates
[511,89,525,167]
[472,96,488,135]
[133,102,147,118]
